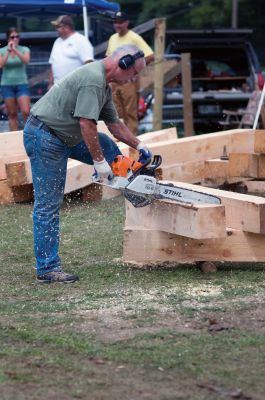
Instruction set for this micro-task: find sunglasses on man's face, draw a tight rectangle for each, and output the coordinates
[9,35,20,39]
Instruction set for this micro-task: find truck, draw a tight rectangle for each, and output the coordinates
[162,29,264,133]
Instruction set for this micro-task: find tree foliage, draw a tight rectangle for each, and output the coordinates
[119,0,265,64]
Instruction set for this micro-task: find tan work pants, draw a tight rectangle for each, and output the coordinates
[112,81,138,135]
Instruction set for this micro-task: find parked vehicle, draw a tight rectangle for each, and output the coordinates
[163,29,264,133]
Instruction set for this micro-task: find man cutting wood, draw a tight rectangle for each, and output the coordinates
[23,44,152,283]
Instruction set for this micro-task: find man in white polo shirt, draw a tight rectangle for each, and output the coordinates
[48,15,94,88]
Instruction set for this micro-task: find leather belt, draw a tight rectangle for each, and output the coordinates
[28,114,56,136]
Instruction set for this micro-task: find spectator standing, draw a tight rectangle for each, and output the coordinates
[106,11,154,135]
[48,15,94,88]
[0,27,30,131]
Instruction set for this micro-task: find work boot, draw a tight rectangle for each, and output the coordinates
[37,271,79,283]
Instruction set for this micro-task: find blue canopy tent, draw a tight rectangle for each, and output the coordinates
[0,0,120,37]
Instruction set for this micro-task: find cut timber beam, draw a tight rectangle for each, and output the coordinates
[123,228,265,263]
[244,180,265,194]
[0,180,33,204]
[0,131,26,157]
[64,161,94,194]
[119,127,177,158]
[254,130,265,153]
[161,180,265,234]
[81,183,121,202]
[0,155,28,180]
[157,160,205,183]
[204,159,229,186]
[125,199,226,239]
[5,158,95,194]
[5,159,32,187]
[228,153,258,178]
[228,153,265,179]
[148,129,256,165]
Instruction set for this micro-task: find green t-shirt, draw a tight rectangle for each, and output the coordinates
[0,45,30,85]
[31,61,119,147]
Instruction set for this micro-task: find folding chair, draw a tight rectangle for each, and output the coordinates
[219,90,262,130]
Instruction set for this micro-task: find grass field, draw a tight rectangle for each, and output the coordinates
[1,195,265,400]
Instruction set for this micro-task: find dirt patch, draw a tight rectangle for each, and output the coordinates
[75,292,265,342]
[75,308,195,343]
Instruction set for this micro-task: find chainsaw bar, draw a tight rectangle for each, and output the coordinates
[124,175,221,208]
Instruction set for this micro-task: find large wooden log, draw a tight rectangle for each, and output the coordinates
[125,199,226,239]
[123,228,265,263]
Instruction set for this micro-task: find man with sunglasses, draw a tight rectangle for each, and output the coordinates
[48,15,94,89]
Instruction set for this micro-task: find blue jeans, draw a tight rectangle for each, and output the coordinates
[23,118,121,276]
[1,84,30,99]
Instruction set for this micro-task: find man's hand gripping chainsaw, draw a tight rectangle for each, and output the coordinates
[93,154,221,208]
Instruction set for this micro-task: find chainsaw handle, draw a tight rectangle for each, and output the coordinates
[148,155,162,170]
[133,154,162,178]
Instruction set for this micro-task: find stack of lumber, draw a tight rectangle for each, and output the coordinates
[123,128,265,264]
[0,123,177,205]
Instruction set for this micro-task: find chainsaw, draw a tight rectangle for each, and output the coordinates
[93,154,221,208]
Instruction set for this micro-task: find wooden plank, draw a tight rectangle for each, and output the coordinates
[0,180,15,204]
[147,129,254,165]
[181,53,194,136]
[64,161,94,194]
[139,59,180,95]
[125,199,226,239]
[157,160,205,183]
[82,183,121,202]
[0,180,33,204]
[254,130,265,153]
[5,158,120,201]
[5,159,94,193]
[228,153,258,178]
[5,159,32,187]
[0,155,28,180]
[160,180,265,234]
[0,131,26,157]
[120,127,177,159]
[12,184,33,203]
[204,159,229,182]
[153,18,166,131]
[228,153,265,179]
[258,155,265,178]
[244,180,265,194]
[137,127,177,143]
[123,228,265,263]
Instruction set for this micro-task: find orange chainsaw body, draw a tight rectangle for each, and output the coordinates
[111,155,143,177]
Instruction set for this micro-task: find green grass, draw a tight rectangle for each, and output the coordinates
[1,196,265,399]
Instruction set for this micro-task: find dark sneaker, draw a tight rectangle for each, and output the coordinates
[37,271,79,284]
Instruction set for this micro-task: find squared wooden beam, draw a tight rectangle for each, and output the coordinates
[125,199,226,239]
